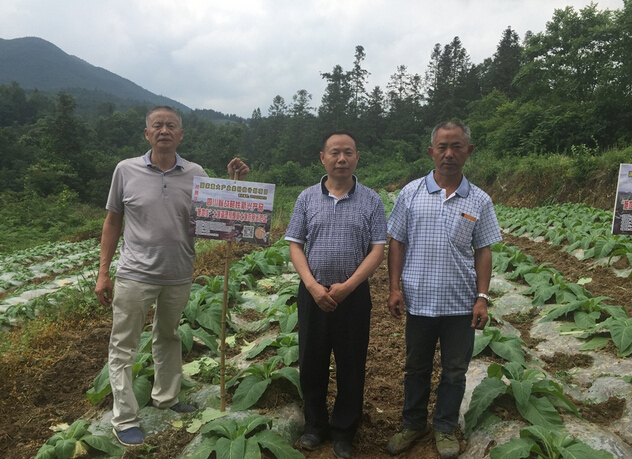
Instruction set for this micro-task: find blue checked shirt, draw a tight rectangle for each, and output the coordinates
[285,176,387,287]
[387,171,501,316]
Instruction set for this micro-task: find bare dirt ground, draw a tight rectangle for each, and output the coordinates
[1,230,630,459]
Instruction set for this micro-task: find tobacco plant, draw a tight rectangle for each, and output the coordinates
[473,326,526,365]
[228,356,302,411]
[34,419,122,459]
[189,414,304,459]
[464,361,579,438]
[490,424,613,459]
[246,332,299,365]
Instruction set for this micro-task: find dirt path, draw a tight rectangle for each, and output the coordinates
[0,231,629,459]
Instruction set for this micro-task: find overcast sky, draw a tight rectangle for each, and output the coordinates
[1,0,624,118]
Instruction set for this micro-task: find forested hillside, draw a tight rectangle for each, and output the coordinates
[1,2,632,252]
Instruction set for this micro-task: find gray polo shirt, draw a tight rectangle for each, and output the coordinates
[106,151,207,285]
[285,176,387,286]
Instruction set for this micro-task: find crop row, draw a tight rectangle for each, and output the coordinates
[496,203,632,270]
[0,239,102,293]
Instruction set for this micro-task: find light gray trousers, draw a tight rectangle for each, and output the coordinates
[108,278,191,430]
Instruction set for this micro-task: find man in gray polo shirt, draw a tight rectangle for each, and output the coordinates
[95,106,249,447]
[285,131,387,459]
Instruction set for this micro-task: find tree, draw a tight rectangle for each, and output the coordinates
[483,27,523,97]
[349,45,370,121]
[424,37,476,123]
[319,64,353,130]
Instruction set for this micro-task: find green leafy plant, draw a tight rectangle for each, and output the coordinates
[473,326,526,364]
[34,419,122,459]
[464,361,579,438]
[86,330,155,406]
[246,332,299,366]
[490,424,613,459]
[189,414,304,459]
[523,269,590,306]
[228,356,302,411]
[491,243,535,275]
[540,296,626,330]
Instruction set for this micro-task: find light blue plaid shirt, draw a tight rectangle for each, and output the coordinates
[387,171,501,316]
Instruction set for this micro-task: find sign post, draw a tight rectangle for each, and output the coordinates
[612,164,632,235]
[189,177,275,411]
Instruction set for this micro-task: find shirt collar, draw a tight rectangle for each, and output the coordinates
[320,175,357,195]
[424,170,470,197]
[144,150,184,170]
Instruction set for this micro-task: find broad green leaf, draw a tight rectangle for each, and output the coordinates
[192,327,220,355]
[574,311,600,330]
[86,363,111,404]
[179,322,194,352]
[277,345,299,366]
[255,429,306,459]
[608,318,632,356]
[561,442,615,459]
[489,338,526,364]
[54,438,77,459]
[247,338,274,359]
[189,436,219,459]
[516,395,563,431]
[196,304,223,336]
[464,377,508,437]
[241,414,272,436]
[244,436,263,459]
[510,379,534,407]
[201,407,229,424]
[133,374,152,408]
[279,310,298,333]
[502,361,525,381]
[273,366,302,398]
[231,376,271,411]
[215,435,245,459]
[82,434,122,455]
[603,305,627,320]
[34,444,56,459]
[473,333,493,357]
[580,336,609,351]
[490,437,535,459]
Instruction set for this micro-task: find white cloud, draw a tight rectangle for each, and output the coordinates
[0,0,624,117]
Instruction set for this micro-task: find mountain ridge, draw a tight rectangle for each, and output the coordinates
[0,36,190,113]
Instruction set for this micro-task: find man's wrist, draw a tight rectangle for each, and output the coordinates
[477,292,490,304]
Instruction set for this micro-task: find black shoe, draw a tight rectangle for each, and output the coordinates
[299,433,322,451]
[333,440,353,459]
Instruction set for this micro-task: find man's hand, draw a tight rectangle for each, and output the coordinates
[228,158,250,180]
[95,274,114,307]
[327,282,352,305]
[471,299,489,329]
[307,283,338,312]
[388,290,406,319]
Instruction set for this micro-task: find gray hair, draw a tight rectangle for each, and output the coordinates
[430,121,471,145]
[145,106,183,128]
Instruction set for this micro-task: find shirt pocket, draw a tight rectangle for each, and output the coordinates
[448,212,477,250]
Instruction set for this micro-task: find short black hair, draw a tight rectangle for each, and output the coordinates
[321,130,358,152]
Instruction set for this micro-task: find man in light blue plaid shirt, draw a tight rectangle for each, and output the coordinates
[386,121,501,459]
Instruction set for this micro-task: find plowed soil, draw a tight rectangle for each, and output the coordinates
[1,230,629,459]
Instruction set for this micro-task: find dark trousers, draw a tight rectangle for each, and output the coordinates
[402,314,475,433]
[297,280,372,442]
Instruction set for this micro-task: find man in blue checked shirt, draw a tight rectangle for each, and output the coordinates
[285,131,387,459]
[386,121,501,459]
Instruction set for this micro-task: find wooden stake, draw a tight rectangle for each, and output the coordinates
[220,241,231,412]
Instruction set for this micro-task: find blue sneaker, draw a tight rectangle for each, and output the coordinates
[112,427,145,446]
[170,401,196,413]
